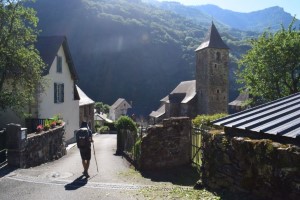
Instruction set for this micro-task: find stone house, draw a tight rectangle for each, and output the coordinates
[0,36,86,144]
[109,98,132,121]
[150,22,229,123]
[76,85,95,132]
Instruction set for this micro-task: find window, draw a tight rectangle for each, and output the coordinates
[54,83,64,103]
[57,56,62,73]
[216,52,221,61]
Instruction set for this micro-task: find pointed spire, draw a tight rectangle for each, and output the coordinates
[195,22,229,51]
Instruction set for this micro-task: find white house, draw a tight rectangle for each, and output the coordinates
[33,36,80,143]
[0,36,82,144]
[109,98,132,121]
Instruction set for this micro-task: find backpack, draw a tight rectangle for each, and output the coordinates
[76,128,90,148]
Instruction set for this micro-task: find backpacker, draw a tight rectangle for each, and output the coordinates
[76,128,90,148]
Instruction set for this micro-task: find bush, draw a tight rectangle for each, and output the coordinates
[115,116,137,132]
[98,126,110,134]
[192,113,227,129]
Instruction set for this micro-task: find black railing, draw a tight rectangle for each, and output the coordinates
[25,118,50,133]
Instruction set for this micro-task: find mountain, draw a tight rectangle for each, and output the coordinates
[28,0,252,116]
[144,1,299,32]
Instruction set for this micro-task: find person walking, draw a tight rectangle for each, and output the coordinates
[76,121,93,178]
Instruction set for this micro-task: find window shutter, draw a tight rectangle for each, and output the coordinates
[54,83,57,103]
[61,83,64,103]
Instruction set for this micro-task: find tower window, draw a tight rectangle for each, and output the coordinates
[216,52,221,61]
[217,89,220,94]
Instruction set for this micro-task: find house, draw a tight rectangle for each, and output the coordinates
[150,22,229,122]
[0,36,81,144]
[109,98,132,121]
[33,36,81,143]
[76,85,95,132]
[94,112,113,126]
[150,80,196,124]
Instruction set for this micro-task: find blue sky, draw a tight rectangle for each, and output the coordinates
[157,0,300,18]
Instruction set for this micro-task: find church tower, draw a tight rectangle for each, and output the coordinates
[195,22,229,114]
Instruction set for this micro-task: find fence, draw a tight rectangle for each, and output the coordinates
[191,127,203,173]
[25,118,52,133]
[0,129,7,165]
[117,126,147,165]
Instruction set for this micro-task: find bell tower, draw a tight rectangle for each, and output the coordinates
[195,22,229,114]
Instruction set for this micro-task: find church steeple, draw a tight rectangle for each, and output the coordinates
[195,22,229,115]
[195,22,229,52]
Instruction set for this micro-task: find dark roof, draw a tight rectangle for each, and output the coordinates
[214,92,300,139]
[35,36,78,80]
[195,22,229,51]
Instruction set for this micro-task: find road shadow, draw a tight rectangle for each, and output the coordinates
[64,175,88,190]
[140,164,199,186]
[0,164,16,178]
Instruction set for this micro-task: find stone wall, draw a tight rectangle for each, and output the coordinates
[201,130,300,200]
[139,117,191,170]
[7,124,66,168]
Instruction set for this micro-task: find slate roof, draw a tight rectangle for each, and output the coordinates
[214,92,300,139]
[35,36,78,80]
[94,113,113,123]
[111,98,132,110]
[161,80,196,104]
[229,90,249,107]
[149,104,165,118]
[76,85,94,106]
[195,22,229,51]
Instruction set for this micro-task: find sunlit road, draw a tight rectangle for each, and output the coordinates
[0,134,152,200]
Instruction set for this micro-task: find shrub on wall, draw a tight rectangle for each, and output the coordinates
[192,113,227,129]
[115,116,137,132]
[99,126,110,134]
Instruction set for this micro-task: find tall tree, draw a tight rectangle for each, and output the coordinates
[0,0,44,112]
[237,18,300,105]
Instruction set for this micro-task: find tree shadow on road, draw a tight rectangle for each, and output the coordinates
[140,164,199,186]
[64,175,88,190]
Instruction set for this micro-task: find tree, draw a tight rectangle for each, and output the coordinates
[0,0,44,112]
[95,102,110,113]
[237,18,300,105]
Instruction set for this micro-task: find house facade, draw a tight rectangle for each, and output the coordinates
[109,98,132,121]
[33,36,80,143]
[150,22,229,123]
[76,85,95,132]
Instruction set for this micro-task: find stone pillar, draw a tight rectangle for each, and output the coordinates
[6,124,27,168]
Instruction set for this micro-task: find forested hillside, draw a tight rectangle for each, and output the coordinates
[29,0,253,115]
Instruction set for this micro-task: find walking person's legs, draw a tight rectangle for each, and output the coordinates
[80,148,91,178]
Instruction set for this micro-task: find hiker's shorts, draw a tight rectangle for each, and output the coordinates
[79,147,91,160]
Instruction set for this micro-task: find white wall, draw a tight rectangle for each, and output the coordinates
[38,45,79,143]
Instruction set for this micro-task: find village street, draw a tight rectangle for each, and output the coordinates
[0,134,203,200]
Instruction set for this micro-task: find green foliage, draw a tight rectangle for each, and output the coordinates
[237,18,300,105]
[95,102,110,113]
[0,0,45,113]
[133,137,141,163]
[115,116,137,132]
[98,126,110,134]
[192,114,227,129]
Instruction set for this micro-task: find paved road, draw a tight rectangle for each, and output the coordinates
[0,134,151,200]
[0,134,199,200]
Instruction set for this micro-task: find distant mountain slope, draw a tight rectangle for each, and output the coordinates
[144,1,299,32]
[194,5,299,32]
[28,0,251,115]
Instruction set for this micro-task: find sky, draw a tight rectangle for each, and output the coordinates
[157,0,300,18]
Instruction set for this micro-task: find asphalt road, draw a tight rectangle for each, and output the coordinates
[0,134,156,200]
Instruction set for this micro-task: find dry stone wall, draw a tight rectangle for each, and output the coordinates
[201,130,300,200]
[139,117,191,170]
[6,124,66,168]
